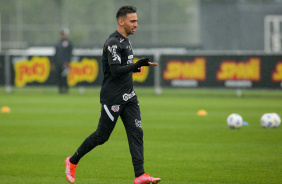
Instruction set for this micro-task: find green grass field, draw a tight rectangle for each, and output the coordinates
[0,87,281,184]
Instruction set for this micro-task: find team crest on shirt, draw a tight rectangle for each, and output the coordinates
[62,40,69,47]
[111,105,120,112]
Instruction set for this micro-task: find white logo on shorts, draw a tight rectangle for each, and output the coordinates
[135,119,142,128]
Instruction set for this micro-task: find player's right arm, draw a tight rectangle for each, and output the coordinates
[106,38,122,66]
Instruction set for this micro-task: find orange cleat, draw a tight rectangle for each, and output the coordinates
[65,156,78,183]
[134,173,161,184]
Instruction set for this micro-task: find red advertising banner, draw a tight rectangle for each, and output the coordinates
[160,55,282,89]
[1,53,281,89]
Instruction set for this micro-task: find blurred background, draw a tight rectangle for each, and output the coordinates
[1,0,282,92]
[0,0,281,51]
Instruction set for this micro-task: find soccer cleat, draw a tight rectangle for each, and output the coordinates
[65,156,78,183]
[134,173,161,184]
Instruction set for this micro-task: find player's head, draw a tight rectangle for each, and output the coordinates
[60,27,69,38]
[116,6,138,38]
[116,6,137,20]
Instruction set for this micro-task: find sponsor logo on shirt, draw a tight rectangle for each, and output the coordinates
[127,41,132,50]
[127,55,133,64]
[126,45,132,50]
[123,91,136,101]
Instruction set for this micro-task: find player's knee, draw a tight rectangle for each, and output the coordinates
[134,126,143,137]
[98,136,109,145]
[91,131,109,145]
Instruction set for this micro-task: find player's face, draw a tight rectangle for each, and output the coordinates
[123,13,138,36]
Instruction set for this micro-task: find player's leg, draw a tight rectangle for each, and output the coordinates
[65,104,120,183]
[70,104,120,163]
[120,100,144,178]
[61,75,69,93]
[56,65,63,93]
[120,100,161,184]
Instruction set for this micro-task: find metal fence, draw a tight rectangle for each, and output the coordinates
[0,0,200,50]
[1,0,282,51]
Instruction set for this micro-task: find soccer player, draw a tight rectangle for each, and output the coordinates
[64,6,161,184]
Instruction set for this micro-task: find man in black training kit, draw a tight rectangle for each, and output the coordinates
[54,28,73,94]
[65,6,161,184]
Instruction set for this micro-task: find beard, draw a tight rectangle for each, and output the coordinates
[125,26,135,36]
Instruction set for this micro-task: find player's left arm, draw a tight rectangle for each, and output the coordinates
[110,58,157,77]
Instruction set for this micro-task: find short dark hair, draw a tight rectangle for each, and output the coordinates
[116,6,137,20]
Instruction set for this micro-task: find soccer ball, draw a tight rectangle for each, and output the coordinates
[261,113,281,128]
[272,113,281,128]
[227,113,243,129]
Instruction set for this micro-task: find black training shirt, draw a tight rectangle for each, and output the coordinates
[100,31,138,105]
[54,38,73,65]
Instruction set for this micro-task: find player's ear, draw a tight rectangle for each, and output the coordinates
[118,17,125,26]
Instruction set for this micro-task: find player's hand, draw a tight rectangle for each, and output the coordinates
[136,58,157,67]
[63,62,69,68]
[148,61,158,67]
[51,64,56,71]
[137,58,150,66]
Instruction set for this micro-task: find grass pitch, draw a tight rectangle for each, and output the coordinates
[0,87,281,184]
